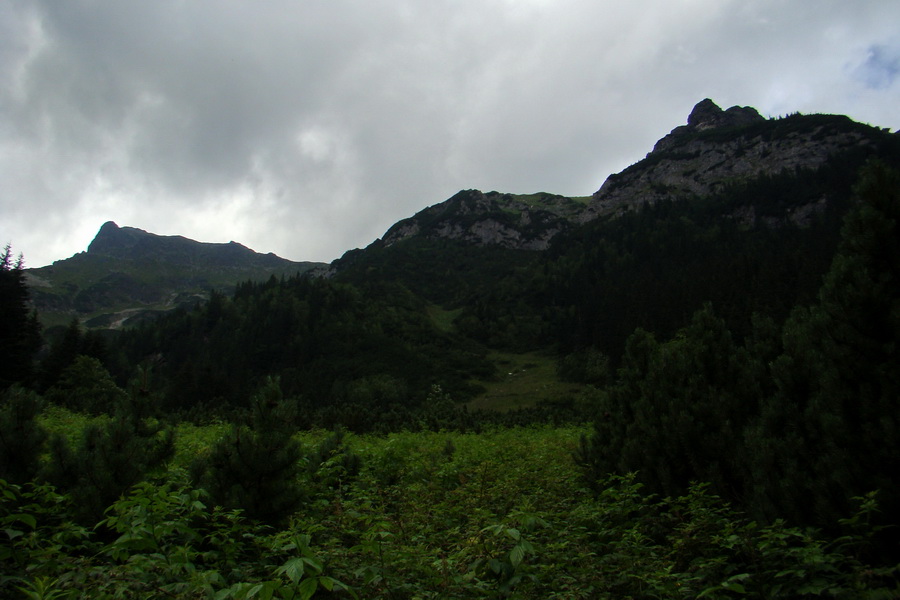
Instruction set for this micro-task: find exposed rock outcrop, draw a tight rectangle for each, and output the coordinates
[380,190,586,250]
[585,99,880,221]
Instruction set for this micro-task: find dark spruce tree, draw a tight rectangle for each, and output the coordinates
[191,377,305,525]
[575,304,764,499]
[0,247,47,484]
[0,245,41,390]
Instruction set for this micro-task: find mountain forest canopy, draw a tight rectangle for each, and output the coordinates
[3,100,900,598]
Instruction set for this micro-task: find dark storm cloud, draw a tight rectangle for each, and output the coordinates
[2,0,899,267]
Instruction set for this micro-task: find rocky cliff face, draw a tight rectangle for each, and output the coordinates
[381,190,589,250]
[584,99,883,221]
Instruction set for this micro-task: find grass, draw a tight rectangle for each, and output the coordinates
[467,351,587,412]
[426,304,463,333]
[509,192,592,207]
[38,404,112,448]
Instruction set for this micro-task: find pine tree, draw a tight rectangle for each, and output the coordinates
[191,377,305,525]
[0,245,41,389]
[578,305,763,499]
[574,327,657,492]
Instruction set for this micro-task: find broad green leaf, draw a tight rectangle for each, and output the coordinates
[721,581,747,593]
[12,513,36,529]
[489,558,505,575]
[510,544,526,568]
[297,577,318,600]
[278,558,305,584]
[305,556,324,573]
[319,576,334,591]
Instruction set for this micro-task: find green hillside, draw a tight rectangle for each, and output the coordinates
[26,222,324,331]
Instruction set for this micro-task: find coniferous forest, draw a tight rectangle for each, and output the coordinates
[3,119,900,596]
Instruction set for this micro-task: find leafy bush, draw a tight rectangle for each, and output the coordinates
[5,420,900,598]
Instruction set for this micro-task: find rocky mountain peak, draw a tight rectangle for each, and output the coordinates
[29,223,324,329]
[652,99,765,152]
[378,190,588,251]
[330,100,891,270]
[585,99,882,220]
[686,98,763,131]
[87,221,148,256]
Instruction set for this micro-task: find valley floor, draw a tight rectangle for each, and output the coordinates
[7,411,894,599]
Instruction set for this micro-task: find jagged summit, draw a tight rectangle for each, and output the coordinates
[88,221,152,255]
[29,223,325,328]
[85,222,263,263]
[686,98,763,130]
[587,98,884,218]
[652,99,765,153]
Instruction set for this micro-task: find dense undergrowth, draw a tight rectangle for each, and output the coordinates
[2,418,898,599]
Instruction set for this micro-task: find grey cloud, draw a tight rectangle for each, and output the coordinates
[2,0,900,267]
[858,44,900,90]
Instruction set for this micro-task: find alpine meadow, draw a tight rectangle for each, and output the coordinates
[3,100,900,598]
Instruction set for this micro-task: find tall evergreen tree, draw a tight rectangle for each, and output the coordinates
[0,245,41,389]
[38,318,84,392]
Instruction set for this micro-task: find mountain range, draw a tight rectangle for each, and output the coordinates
[26,221,323,331]
[26,98,899,336]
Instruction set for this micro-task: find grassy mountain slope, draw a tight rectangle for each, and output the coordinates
[26,221,324,331]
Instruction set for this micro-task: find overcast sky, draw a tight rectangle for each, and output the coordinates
[3,1,899,268]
